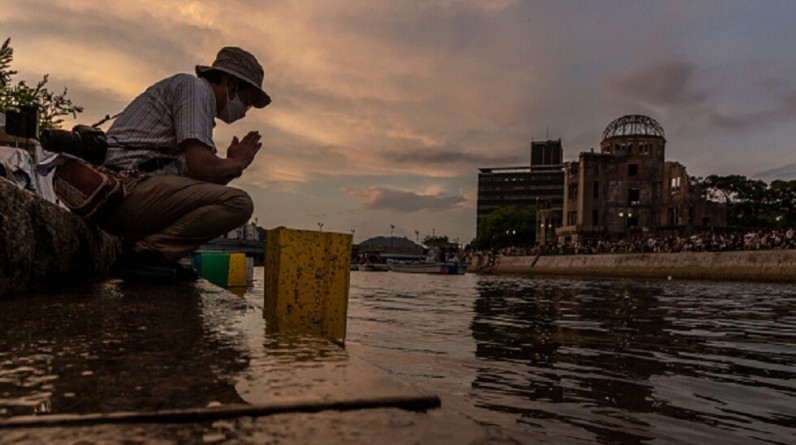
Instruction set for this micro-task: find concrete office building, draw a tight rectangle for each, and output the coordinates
[476,140,565,236]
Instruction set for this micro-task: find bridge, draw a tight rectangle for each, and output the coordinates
[196,239,265,264]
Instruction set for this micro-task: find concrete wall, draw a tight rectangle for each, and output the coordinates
[476,250,796,283]
[0,179,121,296]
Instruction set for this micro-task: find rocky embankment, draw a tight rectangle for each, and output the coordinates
[472,249,796,282]
[0,179,121,296]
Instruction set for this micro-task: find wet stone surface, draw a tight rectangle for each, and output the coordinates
[0,280,248,416]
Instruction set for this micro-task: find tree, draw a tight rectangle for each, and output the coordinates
[0,38,83,130]
[698,174,766,205]
[475,205,536,249]
[767,179,796,228]
[696,174,794,229]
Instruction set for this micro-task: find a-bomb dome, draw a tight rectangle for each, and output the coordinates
[602,115,665,142]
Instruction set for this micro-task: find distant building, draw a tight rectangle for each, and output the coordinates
[225,220,263,241]
[477,139,565,237]
[553,115,726,243]
[354,236,426,263]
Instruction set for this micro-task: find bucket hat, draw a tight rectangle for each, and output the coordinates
[196,46,271,108]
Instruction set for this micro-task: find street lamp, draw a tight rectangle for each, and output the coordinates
[415,230,420,243]
[540,221,545,244]
[619,212,632,230]
[535,197,541,244]
[317,222,324,231]
[505,229,516,246]
[390,224,395,248]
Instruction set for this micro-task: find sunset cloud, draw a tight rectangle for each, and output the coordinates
[343,186,466,212]
[3,0,794,242]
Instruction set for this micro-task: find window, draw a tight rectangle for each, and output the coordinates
[568,183,578,200]
[628,164,638,176]
[592,210,599,225]
[593,181,599,198]
[671,177,681,195]
[668,208,679,226]
[628,188,640,206]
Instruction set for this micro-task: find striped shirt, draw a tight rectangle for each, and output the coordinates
[103,74,217,175]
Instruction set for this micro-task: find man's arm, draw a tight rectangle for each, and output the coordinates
[183,131,262,184]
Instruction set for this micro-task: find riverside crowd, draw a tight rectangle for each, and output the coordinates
[486,228,796,258]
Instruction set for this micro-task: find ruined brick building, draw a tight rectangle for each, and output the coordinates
[542,114,726,244]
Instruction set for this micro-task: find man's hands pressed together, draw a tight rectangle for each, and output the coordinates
[227,130,262,170]
[183,130,263,184]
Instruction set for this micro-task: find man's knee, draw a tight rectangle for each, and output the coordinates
[226,189,254,225]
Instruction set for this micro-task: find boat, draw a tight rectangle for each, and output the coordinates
[389,261,465,275]
[357,263,390,272]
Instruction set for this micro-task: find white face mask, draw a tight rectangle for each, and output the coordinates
[218,84,249,124]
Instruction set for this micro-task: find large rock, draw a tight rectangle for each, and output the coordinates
[0,179,121,296]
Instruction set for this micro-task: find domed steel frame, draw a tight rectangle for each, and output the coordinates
[602,115,665,142]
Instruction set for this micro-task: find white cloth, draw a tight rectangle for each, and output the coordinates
[1,142,59,204]
[103,74,217,175]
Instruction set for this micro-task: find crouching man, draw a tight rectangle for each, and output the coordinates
[99,46,270,282]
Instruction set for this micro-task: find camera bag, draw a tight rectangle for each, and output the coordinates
[53,159,126,218]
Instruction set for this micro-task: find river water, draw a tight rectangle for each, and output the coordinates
[0,269,793,443]
[337,270,795,444]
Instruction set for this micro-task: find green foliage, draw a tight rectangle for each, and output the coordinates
[0,38,16,90]
[698,174,766,205]
[695,174,796,229]
[475,205,537,249]
[0,38,83,130]
[767,179,796,228]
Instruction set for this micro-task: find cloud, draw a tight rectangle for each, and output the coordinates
[5,0,795,243]
[606,57,710,108]
[606,57,796,134]
[343,186,466,212]
[380,146,526,173]
[708,90,796,131]
[754,161,796,181]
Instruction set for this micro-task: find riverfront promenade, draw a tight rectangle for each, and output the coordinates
[472,249,796,282]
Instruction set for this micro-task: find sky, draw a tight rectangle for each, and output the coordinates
[3,0,795,244]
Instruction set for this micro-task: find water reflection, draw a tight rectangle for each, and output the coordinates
[3,270,793,443]
[468,278,795,443]
[0,280,248,416]
[471,280,565,405]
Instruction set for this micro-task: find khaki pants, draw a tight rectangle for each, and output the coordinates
[100,175,253,262]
